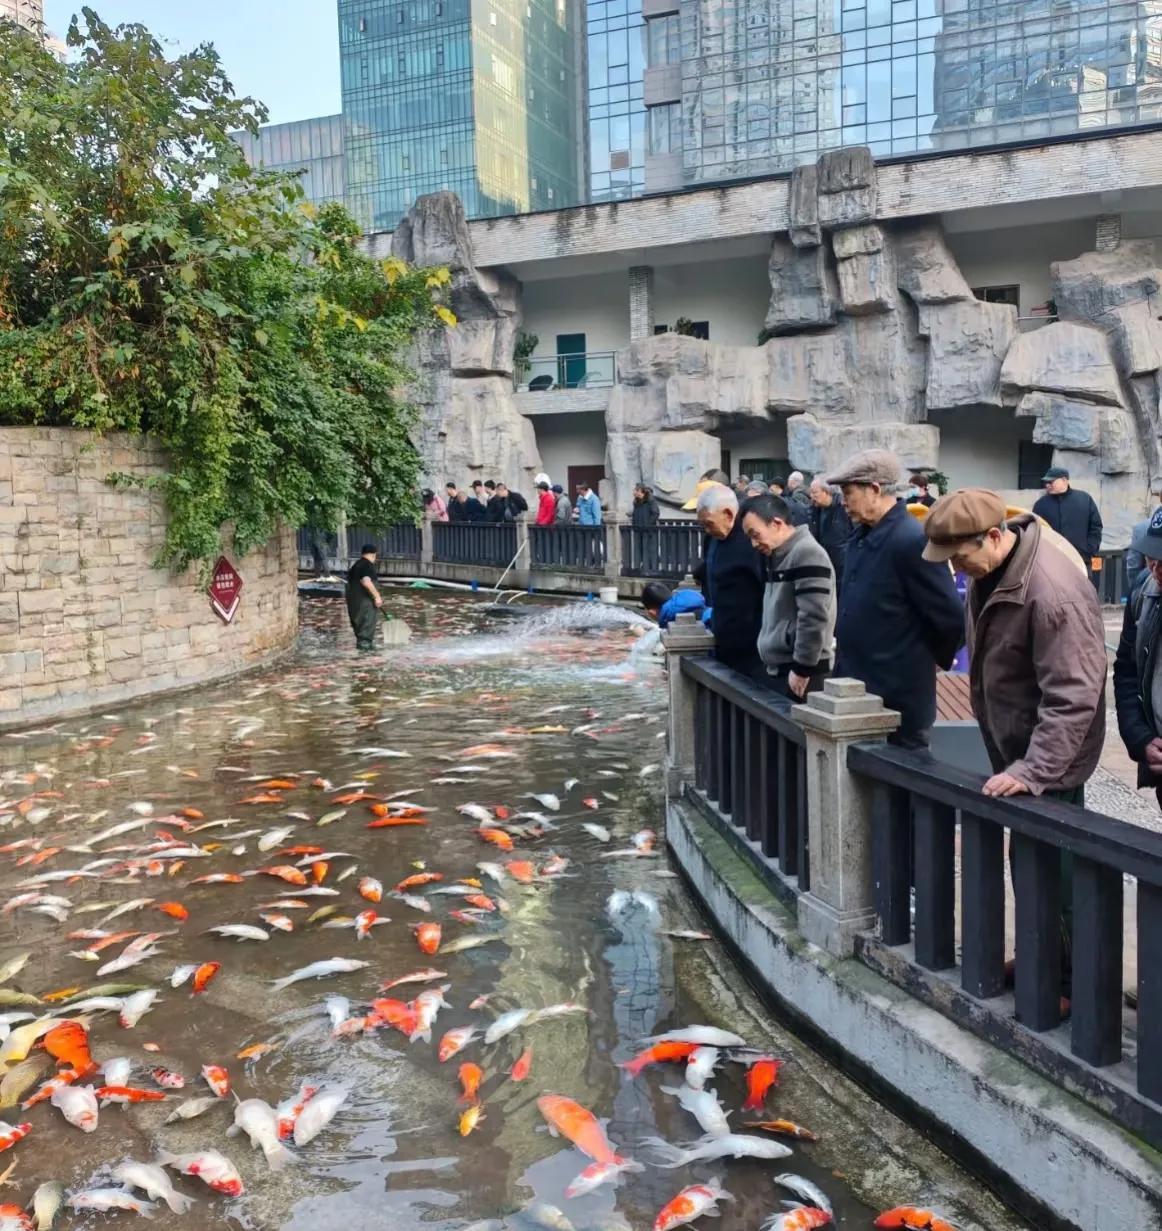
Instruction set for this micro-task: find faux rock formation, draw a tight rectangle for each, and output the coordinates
[1001,323,1125,407]
[605,429,720,511]
[765,238,838,334]
[892,221,973,305]
[392,192,542,488]
[788,163,821,248]
[787,416,939,477]
[815,147,876,230]
[918,299,1017,411]
[1019,392,1100,451]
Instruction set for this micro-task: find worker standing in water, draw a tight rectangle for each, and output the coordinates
[346,542,383,650]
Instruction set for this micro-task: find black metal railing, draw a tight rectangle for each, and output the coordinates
[348,524,422,559]
[849,741,1162,1145]
[529,524,606,571]
[682,655,809,894]
[431,521,518,567]
[1097,548,1131,605]
[621,521,704,578]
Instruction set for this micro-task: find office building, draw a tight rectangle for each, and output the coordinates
[0,0,41,28]
[586,0,646,201]
[232,115,347,208]
[642,1,1162,193]
[338,0,582,229]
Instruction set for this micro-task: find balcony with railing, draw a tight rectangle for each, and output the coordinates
[513,350,618,416]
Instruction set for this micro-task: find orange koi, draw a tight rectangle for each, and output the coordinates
[505,860,536,884]
[619,1040,699,1077]
[464,894,496,912]
[78,930,141,953]
[311,861,329,884]
[458,1062,483,1102]
[458,1103,485,1136]
[379,968,446,991]
[190,873,245,885]
[536,1094,622,1165]
[510,1048,533,1082]
[413,922,441,955]
[179,807,205,819]
[744,1118,818,1141]
[478,829,514,852]
[279,845,323,857]
[654,1181,731,1231]
[192,961,221,994]
[874,1211,955,1231]
[41,987,82,1003]
[43,1021,93,1073]
[236,1041,277,1061]
[366,998,418,1036]
[16,847,60,868]
[156,901,189,921]
[357,877,382,903]
[201,1064,230,1098]
[367,816,428,829]
[395,872,443,893]
[333,791,380,805]
[260,912,294,933]
[354,909,379,940]
[258,865,308,886]
[257,779,299,791]
[239,793,285,805]
[742,1056,783,1110]
[22,1067,88,1109]
[766,1210,831,1231]
[95,1086,166,1104]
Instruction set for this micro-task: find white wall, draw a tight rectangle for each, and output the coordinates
[932,407,1036,491]
[716,422,789,479]
[521,274,629,358]
[653,257,771,347]
[531,412,607,487]
[945,219,1095,317]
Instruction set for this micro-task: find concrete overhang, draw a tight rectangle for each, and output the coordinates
[363,128,1162,279]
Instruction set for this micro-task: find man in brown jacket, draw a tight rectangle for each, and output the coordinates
[922,488,1106,800]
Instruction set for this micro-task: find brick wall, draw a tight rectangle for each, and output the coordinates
[0,429,298,727]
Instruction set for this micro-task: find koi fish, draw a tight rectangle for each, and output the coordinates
[505,860,536,885]
[206,924,269,942]
[367,816,428,829]
[260,912,294,933]
[111,1160,196,1215]
[202,1064,230,1098]
[620,1040,699,1077]
[662,1084,731,1139]
[43,1021,94,1073]
[270,958,369,990]
[292,1083,348,1146]
[438,1026,478,1062]
[66,1190,156,1216]
[644,1133,792,1167]
[413,922,441,955]
[119,988,159,1028]
[0,1123,29,1153]
[459,1103,485,1136]
[354,909,385,940]
[654,1179,732,1231]
[774,1176,832,1216]
[743,1057,783,1110]
[50,1083,98,1132]
[151,1068,185,1089]
[380,968,446,991]
[95,1086,167,1105]
[685,1047,719,1091]
[510,1048,533,1082]
[477,829,514,852]
[189,873,245,885]
[640,1026,745,1048]
[258,865,308,886]
[873,1211,955,1231]
[536,1094,626,1165]
[231,1096,293,1170]
[748,1119,818,1142]
[156,1148,244,1197]
[761,1213,832,1231]
[459,1062,482,1102]
[276,1081,319,1140]
[155,902,189,921]
[564,1157,643,1199]
[192,961,221,994]
[358,877,383,903]
[395,872,443,892]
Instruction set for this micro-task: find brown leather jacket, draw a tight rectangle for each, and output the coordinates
[966,515,1107,794]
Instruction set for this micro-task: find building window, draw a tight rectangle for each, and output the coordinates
[647,102,681,154]
[739,458,791,483]
[1018,441,1055,490]
[647,14,680,66]
[972,284,1020,309]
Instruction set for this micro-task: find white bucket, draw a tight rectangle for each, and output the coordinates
[598,587,619,605]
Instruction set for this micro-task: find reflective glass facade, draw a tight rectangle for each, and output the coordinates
[660,0,1162,188]
[233,115,347,207]
[339,0,580,228]
[587,0,646,200]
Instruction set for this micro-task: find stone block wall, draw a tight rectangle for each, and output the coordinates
[0,429,298,727]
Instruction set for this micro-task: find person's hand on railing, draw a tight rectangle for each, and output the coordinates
[982,770,1030,797]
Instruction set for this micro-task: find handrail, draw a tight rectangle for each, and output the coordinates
[681,654,804,747]
[847,741,1162,883]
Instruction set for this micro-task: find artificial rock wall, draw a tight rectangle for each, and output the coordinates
[391,194,543,492]
[0,429,299,727]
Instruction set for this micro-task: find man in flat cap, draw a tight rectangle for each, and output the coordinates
[923,489,1106,800]
[925,490,1106,1014]
[825,449,964,747]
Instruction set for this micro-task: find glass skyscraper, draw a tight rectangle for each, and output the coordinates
[232,115,347,208]
[338,0,581,228]
[586,0,646,200]
[647,0,1162,190]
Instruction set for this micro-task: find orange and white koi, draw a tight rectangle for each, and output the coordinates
[412,921,441,955]
[438,1026,478,1062]
[874,1210,956,1231]
[409,985,450,1044]
[761,1209,832,1231]
[620,1040,699,1077]
[380,968,446,992]
[151,1068,185,1089]
[259,912,294,933]
[746,1119,818,1141]
[536,1094,626,1166]
[201,1064,230,1098]
[354,909,385,940]
[357,877,383,903]
[654,1180,732,1231]
[156,1148,244,1197]
[276,1081,320,1140]
[0,1123,29,1153]
[95,1086,167,1105]
[50,1084,99,1132]
[257,865,308,886]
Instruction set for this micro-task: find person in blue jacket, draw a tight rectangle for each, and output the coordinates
[576,481,603,526]
[642,581,707,629]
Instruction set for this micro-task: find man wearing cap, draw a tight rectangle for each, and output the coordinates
[924,490,1106,800]
[1114,507,1162,805]
[696,483,766,682]
[826,449,964,747]
[1032,467,1103,568]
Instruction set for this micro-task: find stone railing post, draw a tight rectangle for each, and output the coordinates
[420,517,433,570]
[512,518,531,588]
[793,678,901,957]
[661,612,715,799]
[604,514,622,583]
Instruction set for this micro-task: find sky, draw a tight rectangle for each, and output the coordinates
[43,1,342,126]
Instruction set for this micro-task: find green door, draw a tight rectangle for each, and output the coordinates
[557,333,586,389]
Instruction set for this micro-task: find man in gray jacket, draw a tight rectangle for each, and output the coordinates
[740,493,836,698]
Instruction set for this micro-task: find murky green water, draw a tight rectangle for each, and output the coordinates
[0,591,1027,1231]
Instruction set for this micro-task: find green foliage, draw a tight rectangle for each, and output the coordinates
[0,8,451,572]
[673,317,697,336]
[513,330,539,376]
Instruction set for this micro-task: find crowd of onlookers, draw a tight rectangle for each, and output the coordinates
[421,475,603,526]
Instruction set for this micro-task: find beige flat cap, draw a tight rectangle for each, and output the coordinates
[824,449,903,488]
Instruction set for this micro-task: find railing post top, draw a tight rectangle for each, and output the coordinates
[661,612,714,653]
[794,676,901,737]
[677,572,699,591]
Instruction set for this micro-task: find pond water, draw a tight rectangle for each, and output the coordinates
[0,590,1028,1231]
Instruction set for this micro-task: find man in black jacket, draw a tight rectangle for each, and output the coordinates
[807,478,853,591]
[825,450,965,747]
[696,483,765,683]
[1114,507,1162,805]
[490,482,528,523]
[1032,466,1103,567]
